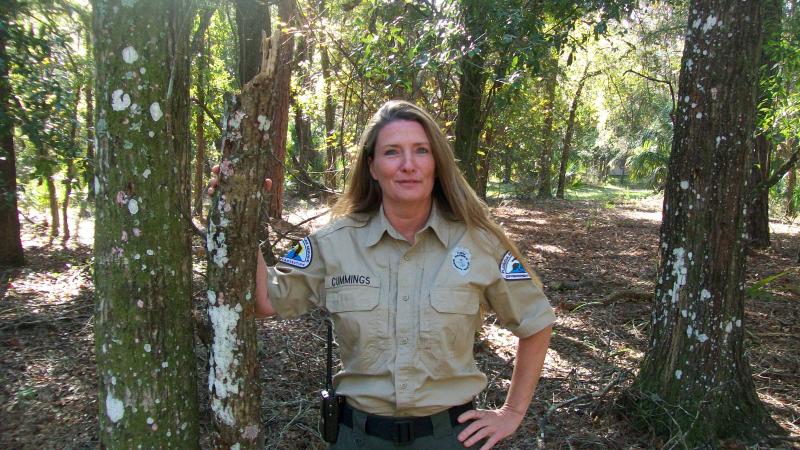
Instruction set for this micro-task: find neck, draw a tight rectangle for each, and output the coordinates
[383,198,433,245]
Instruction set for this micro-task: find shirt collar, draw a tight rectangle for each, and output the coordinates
[364,201,450,248]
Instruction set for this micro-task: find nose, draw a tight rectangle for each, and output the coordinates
[400,151,415,172]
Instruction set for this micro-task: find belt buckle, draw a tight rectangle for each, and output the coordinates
[392,419,414,444]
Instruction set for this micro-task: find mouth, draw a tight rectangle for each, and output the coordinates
[396,180,421,186]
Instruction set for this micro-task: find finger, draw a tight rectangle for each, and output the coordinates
[457,419,484,442]
[207,186,215,197]
[458,409,481,424]
[264,178,273,191]
[463,425,493,448]
[211,164,220,174]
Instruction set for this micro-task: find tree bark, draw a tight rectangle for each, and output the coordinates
[0,23,24,266]
[193,26,207,216]
[452,0,486,189]
[62,89,80,242]
[319,0,337,195]
[748,0,782,248]
[292,102,316,195]
[787,139,797,216]
[93,0,199,447]
[84,27,96,205]
[556,65,595,199]
[85,84,96,205]
[632,0,783,443]
[206,30,280,450]
[476,123,493,199]
[266,0,295,219]
[62,158,74,241]
[235,0,270,89]
[537,54,559,199]
[44,153,59,237]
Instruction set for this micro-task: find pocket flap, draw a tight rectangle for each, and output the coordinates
[430,288,480,314]
[326,288,380,312]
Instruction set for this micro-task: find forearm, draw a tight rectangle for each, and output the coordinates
[503,326,552,415]
[254,250,276,317]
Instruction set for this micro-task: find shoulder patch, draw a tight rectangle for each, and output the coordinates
[279,237,313,268]
[500,251,531,280]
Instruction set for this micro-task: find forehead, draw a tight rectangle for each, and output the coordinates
[376,120,430,147]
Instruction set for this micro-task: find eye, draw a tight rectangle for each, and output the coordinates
[383,148,399,156]
[416,146,430,154]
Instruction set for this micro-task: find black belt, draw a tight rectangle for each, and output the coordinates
[340,401,474,444]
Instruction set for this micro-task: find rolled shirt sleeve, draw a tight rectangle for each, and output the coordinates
[484,248,556,339]
[267,234,326,319]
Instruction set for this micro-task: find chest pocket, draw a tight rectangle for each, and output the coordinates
[326,281,388,374]
[419,287,482,378]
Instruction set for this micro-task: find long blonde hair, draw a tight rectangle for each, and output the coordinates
[332,100,538,282]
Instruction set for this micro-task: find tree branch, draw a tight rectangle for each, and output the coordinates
[191,97,223,132]
[750,148,799,202]
[623,69,675,120]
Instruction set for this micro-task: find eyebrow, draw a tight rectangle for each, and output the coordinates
[380,141,430,148]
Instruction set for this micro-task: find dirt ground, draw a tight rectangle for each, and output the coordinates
[1,195,798,449]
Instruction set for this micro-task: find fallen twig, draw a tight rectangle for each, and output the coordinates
[537,371,626,446]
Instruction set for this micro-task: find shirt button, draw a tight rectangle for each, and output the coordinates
[401,295,409,301]
[399,383,407,390]
[402,256,409,262]
[399,337,408,345]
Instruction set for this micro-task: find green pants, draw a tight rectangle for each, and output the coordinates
[330,405,484,450]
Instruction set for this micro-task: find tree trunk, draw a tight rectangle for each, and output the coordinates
[476,123,493,199]
[339,84,350,188]
[93,0,199,447]
[289,20,319,197]
[452,0,486,190]
[62,86,81,242]
[193,28,207,216]
[787,139,797,216]
[502,145,512,184]
[556,64,593,199]
[292,103,316,195]
[62,158,74,242]
[0,24,24,266]
[45,162,59,237]
[84,30,96,205]
[632,0,783,444]
[748,0,782,248]
[206,31,280,450]
[537,55,559,199]
[235,0,270,89]
[85,85,96,204]
[266,0,295,219]
[319,0,336,195]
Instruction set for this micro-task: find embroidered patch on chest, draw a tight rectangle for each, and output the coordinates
[452,246,472,276]
[279,237,313,268]
[500,251,531,280]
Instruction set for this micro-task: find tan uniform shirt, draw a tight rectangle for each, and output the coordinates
[267,202,555,417]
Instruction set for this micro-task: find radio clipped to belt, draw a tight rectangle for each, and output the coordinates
[320,315,343,443]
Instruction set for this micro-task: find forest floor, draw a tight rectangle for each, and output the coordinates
[1,192,799,449]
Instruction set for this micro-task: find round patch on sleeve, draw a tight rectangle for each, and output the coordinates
[279,237,313,268]
[500,251,531,280]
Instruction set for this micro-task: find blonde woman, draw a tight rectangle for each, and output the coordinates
[217,100,554,449]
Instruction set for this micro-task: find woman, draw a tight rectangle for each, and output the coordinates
[221,100,554,449]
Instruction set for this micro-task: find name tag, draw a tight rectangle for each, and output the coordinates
[328,274,372,288]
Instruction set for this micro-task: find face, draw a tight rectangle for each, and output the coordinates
[369,119,436,210]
